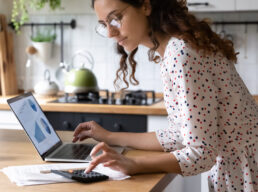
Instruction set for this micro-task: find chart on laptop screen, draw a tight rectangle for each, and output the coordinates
[9,95,60,155]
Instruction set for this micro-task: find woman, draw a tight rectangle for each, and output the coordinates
[73,0,258,191]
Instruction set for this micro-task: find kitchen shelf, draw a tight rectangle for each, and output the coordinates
[8,19,76,65]
[213,21,258,25]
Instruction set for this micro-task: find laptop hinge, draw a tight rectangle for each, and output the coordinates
[42,141,63,159]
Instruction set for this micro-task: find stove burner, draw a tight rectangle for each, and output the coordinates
[112,90,156,105]
[76,91,100,102]
[52,90,161,106]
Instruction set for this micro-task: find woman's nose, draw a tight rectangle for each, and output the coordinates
[107,25,119,38]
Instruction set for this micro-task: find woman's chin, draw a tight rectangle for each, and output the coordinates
[122,44,138,53]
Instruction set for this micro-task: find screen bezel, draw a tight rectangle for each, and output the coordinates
[7,92,63,160]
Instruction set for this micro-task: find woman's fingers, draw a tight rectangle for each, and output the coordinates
[72,130,90,142]
[85,151,113,173]
[73,123,88,136]
[85,142,117,173]
[73,122,94,142]
[90,142,113,157]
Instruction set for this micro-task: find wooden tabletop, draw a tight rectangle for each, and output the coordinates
[0,129,176,192]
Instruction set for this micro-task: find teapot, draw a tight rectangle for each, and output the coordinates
[64,50,98,94]
[34,69,59,96]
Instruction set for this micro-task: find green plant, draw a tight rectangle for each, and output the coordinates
[31,29,56,42]
[11,0,62,32]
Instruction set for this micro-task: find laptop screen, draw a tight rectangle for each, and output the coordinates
[8,93,61,155]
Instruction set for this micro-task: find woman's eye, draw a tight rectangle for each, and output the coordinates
[110,19,121,28]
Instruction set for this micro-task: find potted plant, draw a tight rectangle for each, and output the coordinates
[11,0,62,32]
[31,28,56,64]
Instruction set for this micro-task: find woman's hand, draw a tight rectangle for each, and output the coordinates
[72,121,110,143]
[85,142,137,175]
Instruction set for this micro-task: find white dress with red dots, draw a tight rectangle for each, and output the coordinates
[155,37,258,192]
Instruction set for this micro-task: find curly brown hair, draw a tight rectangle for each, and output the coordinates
[92,0,238,90]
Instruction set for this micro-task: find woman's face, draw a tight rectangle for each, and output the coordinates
[94,0,151,52]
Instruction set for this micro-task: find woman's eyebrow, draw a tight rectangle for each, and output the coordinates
[98,9,118,23]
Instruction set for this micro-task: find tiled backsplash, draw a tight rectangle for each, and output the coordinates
[6,7,258,94]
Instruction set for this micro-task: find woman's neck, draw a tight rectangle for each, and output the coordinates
[156,34,171,57]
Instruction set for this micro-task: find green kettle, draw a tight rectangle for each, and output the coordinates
[64,50,98,93]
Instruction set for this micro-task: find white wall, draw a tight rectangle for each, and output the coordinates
[0,0,12,20]
[13,14,163,92]
[195,12,258,95]
[1,1,258,94]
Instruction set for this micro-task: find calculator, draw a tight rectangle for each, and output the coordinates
[51,169,109,183]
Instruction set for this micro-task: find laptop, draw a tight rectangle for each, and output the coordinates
[7,92,124,162]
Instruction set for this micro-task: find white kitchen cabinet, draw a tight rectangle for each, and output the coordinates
[236,0,258,11]
[147,115,168,132]
[0,110,22,130]
[187,0,235,12]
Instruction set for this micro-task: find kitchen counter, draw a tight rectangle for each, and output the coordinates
[0,94,258,116]
[0,94,168,115]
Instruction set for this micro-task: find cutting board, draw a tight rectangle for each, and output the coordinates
[0,30,7,96]
[0,14,18,96]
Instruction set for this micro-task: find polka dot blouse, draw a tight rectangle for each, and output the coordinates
[155,37,258,192]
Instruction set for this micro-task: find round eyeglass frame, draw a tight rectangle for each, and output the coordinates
[95,6,129,38]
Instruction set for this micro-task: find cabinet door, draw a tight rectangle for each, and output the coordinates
[236,0,258,11]
[187,0,235,12]
[0,110,22,130]
[45,112,147,132]
[81,113,147,133]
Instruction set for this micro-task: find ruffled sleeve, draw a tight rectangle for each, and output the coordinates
[156,39,219,176]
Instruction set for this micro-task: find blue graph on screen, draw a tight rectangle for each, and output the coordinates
[40,118,51,134]
[34,122,46,143]
[28,99,37,112]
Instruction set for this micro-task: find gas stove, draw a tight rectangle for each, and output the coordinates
[51,90,162,106]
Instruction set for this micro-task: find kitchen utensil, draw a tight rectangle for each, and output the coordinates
[0,14,18,96]
[32,41,53,64]
[24,45,37,92]
[244,24,248,59]
[64,50,98,93]
[219,24,234,42]
[26,45,37,55]
[34,69,59,96]
[55,61,70,89]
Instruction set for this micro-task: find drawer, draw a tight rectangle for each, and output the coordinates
[45,112,147,132]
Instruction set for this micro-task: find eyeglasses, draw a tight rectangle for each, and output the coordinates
[95,6,129,38]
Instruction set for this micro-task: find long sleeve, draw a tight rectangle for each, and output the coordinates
[157,38,219,176]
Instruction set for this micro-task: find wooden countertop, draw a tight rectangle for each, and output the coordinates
[0,94,257,116]
[0,129,176,192]
[0,94,168,115]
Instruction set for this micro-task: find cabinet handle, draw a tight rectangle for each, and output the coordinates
[188,2,209,6]
[62,121,72,130]
[113,123,123,132]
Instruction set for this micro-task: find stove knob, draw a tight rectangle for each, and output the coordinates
[62,121,72,130]
[129,98,137,105]
[100,98,108,104]
[111,98,116,104]
[113,123,122,131]
[135,98,142,105]
[121,98,127,105]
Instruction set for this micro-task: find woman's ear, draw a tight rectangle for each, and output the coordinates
[143,0,151,16]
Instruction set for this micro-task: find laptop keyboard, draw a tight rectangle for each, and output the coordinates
[51,144,93,160]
